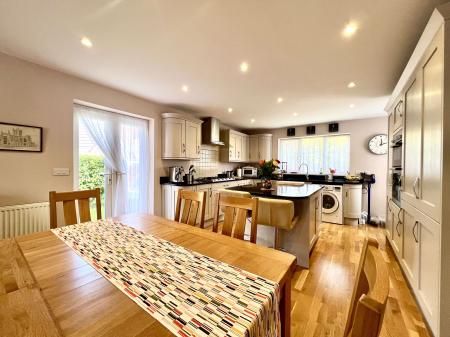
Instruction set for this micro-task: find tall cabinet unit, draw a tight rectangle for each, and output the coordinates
[384,7,450,335]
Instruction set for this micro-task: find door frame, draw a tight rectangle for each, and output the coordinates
[72,99,155,214]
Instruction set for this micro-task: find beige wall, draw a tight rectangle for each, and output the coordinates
[248,116,388,219]
[0,52,171,214]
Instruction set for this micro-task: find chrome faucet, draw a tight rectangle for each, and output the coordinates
[298,163,309,180]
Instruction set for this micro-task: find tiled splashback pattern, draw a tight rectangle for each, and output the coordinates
[165,145,238,178]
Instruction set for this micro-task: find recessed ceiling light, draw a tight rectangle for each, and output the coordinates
[342,22,358,38]
[293,112,299,116]
[181,85,189,92]
[349,103,355,108]
[347,81,356,88]
[250,118,255,123]
[81,36,93,48]
[240,62,249,73]
[277,97,284,103]
[228,108,233,113]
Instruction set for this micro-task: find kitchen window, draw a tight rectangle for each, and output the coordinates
[278,134,350,174]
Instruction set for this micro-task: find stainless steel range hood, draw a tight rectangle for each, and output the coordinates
[202,117,225,146]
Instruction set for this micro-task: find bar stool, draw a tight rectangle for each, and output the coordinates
[255,197,298,249]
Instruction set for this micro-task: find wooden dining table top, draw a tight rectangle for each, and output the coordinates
[2,213,297,337]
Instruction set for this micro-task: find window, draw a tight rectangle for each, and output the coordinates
[278,134,350,174]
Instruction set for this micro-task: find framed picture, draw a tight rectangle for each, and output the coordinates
[0,122,43,152]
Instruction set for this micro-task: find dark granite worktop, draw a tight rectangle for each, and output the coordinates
[227,183,323,199]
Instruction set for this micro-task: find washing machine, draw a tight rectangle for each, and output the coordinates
[322,185,343,225]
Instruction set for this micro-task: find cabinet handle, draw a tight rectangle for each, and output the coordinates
[413,221,419,243]
[197,145,200,154]
[396,208,403,236]
[387,198,392,212]
[182,143,186,153]
[413,177,420,199]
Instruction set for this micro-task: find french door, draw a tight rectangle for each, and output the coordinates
[76,104,150,217]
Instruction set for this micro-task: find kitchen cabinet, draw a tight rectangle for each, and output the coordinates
[161,184,197,220]
[343,184,362,219]
[258,135,272,161]
[402,32,443,222]
[385,14,448,336]
[247,134,273,162]
[220,130,249,163]
[391,201,403,257]
[385,197,394,240]
[309,194,321,247]
[393,98,404,132]
[162,180,254,225]
[162,113,202,160]
[400,202,440,333]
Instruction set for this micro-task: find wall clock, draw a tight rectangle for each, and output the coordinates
[368,134,388,155]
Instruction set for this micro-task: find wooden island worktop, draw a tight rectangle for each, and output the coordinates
[228,183,323,268]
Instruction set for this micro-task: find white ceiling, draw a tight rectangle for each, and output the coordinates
[0,0,447,128]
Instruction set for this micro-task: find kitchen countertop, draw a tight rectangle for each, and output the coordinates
[160,175,363,187]
[227,183,323,199]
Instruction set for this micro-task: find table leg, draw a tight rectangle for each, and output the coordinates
[280,277,291,337]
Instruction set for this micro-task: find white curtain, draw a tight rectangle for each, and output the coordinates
[75,104,149,215]
[279,134,350,174]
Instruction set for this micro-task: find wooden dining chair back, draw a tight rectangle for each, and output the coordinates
[175,189,207,228]
[344,238,389,337]
[212,194,259,243]
[49,188,102,229]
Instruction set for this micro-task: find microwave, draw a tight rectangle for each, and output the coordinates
[242,166,258,178]
[391,132,403,168]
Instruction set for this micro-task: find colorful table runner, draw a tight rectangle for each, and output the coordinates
[52,220,280,337]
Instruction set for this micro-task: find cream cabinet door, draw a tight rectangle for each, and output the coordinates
[393,99,404,131]
[235,134,242,161]
[391,202,403,257]
[185,121,201,159]
[249,136,259,162]
[401,204,419,287]
[417,209,440,333]
[162,118,185,158]
[258,136,272,161]
[242,136,249,162]
[229,132,237,161]
[419,42,442,222]
[386,197,394,240]
[403,77,422,204]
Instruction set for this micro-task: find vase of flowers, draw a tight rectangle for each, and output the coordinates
[258,159,280,189]
[327,168,336,181]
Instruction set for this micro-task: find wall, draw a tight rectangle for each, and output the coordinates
[163,145,237,178]
[247,116,388,219]
[0,52,172,215]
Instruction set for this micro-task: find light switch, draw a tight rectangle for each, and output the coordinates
[53,168,70,176]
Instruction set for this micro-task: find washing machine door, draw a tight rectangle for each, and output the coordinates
[322,192,339,214]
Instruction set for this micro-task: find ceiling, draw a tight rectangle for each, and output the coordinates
[0,0,447,129]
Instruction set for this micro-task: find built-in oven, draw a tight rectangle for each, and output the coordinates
[391,168,402,206]
[391,131,403,168]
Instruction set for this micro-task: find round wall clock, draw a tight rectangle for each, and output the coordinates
[368,134,388,155]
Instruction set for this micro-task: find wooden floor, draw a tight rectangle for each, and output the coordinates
[290,222,431,337]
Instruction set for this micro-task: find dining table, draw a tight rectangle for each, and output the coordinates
[1,213,297,337]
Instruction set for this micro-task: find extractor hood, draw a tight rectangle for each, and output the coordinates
[202,117,225,146]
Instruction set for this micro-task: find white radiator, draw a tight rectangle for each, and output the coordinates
[0,202,50,239]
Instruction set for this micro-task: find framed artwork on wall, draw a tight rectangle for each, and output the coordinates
[0,122,43,152]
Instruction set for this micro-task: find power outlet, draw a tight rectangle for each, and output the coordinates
[52,168,70,176]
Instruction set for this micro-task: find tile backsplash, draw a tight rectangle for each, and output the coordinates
[164,145,238,178]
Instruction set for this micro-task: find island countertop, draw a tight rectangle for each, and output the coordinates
[227,183,323,199]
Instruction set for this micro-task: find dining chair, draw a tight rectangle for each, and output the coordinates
[49,188,102,229]
[174,189,207,228]
[344,238,389,337]
[257,198,298,249]
[212,194,259,243]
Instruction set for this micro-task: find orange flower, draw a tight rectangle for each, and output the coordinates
[259,159,265,166]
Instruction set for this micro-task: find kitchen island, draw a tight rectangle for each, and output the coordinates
[227,182,323,268]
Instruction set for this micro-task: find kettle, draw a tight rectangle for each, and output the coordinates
[169,166,183,183]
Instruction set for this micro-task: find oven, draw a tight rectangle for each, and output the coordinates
[391,132,403,168]
[391,168,402,206]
